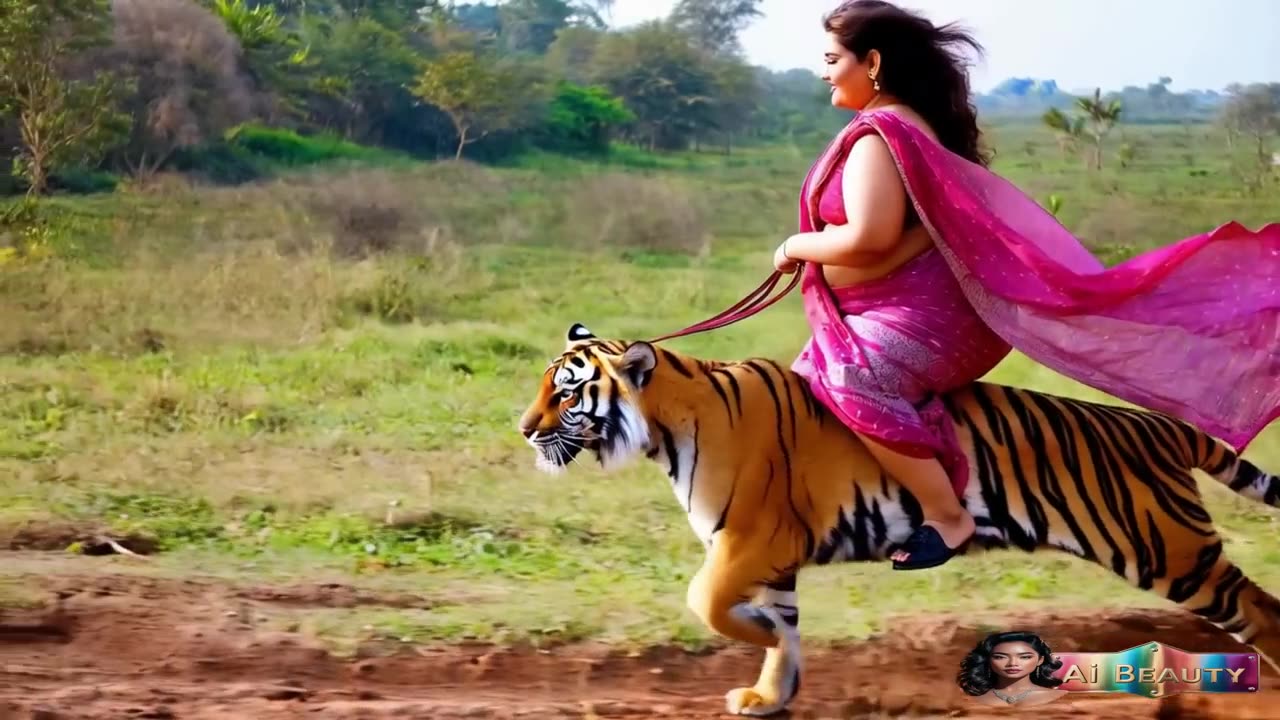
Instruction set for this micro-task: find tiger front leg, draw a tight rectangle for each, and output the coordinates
[686,539,803,717]
[725,579,802,717]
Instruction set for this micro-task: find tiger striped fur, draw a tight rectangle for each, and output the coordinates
[517,323,1280,717]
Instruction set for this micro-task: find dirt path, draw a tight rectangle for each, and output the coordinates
[0,572,1275,719]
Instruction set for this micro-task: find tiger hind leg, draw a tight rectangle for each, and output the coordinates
[723,576,803,717]
[1160,539,1280,675]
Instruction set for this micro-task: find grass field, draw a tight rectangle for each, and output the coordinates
[2,119,1278,656]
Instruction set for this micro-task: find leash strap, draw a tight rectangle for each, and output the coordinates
[648,264,803,343]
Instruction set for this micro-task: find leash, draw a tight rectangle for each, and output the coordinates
[648,264,803,343]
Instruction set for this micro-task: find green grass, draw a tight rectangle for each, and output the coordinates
[1,120,1277,653]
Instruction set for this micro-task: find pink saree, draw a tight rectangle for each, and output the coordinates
[793,110,1280,496]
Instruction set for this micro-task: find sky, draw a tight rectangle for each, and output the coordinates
[603,0,1280,93]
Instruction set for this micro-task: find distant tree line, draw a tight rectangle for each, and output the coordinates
[0,0,853,196]
[0,0,1274,198]
[980,76,1230,122]
[1035,80,1279,192]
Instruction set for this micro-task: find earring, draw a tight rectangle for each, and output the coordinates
[869,70,880,92]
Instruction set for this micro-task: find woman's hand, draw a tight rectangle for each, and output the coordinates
[773,238,800,273]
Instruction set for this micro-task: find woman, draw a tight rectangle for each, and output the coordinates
[956,631,1068,707]
[778,0,1280,571]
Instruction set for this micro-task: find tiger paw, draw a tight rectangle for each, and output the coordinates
[725,686,788,717]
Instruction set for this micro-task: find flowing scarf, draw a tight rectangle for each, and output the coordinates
[798,109,1280,452]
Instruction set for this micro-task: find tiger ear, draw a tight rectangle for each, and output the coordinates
[618,341,657,390]
[566,323,596,348]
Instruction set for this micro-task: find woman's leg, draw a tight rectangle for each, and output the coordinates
[858,434,975,569]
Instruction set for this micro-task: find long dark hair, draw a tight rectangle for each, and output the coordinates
[956,631,1065,696]
[823,0,990,166]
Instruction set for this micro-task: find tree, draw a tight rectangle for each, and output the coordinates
[1040,107,1084,162]
[590,21,721,150]
[294,16,425,145]
[706,55,758,153]
[538,81,633,154]
[108,0,255,180]
[208,0,313,121]
[499,0,573,54]
[0,0,130,195]
[1073,88,1122,170]
[669,0,762,56]
[1220,82,1280,194]
[411,51,545,159]
[544,25,604,85]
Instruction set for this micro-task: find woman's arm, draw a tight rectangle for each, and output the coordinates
[779,134,908,267]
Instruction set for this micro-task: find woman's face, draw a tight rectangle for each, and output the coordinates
[821,32,878,110]
[990,641,1041,680]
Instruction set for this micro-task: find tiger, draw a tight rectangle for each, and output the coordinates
[517,323,1280,717]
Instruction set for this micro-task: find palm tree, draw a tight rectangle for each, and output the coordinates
[1074,88,1123,170]
[1041,107,1084,162]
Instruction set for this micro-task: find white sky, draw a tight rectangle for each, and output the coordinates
[603,0,1280,93]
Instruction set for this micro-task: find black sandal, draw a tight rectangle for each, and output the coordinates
[891,524,971,571]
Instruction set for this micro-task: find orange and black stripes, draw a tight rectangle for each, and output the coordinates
[521,327,1280,697]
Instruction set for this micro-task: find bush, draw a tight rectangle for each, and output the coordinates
[168,140,267,185]
[535,82,634,155]
[226,124,404,168]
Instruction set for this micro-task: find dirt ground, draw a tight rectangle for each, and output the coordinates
[0,569,1276,720]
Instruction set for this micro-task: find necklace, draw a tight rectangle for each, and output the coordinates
[992,687,1034,704]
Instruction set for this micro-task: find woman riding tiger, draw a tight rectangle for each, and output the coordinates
[773,0,1280,572]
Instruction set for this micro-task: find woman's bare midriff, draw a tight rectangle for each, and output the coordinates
[823,223,934,288]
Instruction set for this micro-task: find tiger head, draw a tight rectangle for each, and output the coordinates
[517,323,658,474]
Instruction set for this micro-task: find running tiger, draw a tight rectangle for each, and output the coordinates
[517,323,1280,717]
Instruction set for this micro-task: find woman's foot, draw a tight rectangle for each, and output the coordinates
[890,512,976,570]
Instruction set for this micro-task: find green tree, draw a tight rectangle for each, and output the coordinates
[499,0,574,54]
[670,0,762,55]
[591,21,720,150]
[537,81,633,154]
[296,16,425,145]
[706,55,758,153]
[0,0,130,195]
[208,0,313,121]
[1074,88,1122,170]
[412,51,545,159]
[1041,106,1084,162]
[544,25,603,84]
[1220,82,1280,194]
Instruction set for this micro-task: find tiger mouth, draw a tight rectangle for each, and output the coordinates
[529,431,597,471]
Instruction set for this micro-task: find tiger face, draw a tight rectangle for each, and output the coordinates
[517,323,656,473]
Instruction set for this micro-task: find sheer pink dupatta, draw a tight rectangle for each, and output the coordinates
[805,110,1280,451]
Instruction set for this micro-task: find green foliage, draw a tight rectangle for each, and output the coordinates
[208,0,313,117]
[168,139,268,184]
[1219,83,1280,194]
[1075,88,1124,170]
[670,0,763,55]
[292,16,426,148]
[591,21,723,150]
[412,50,548,159]
[536,82,634,154]
[0,0,131,195]
[226,123,406,167]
